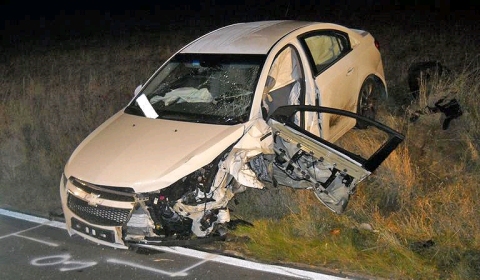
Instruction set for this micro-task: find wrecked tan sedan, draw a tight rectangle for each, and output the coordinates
[60,20,404,248]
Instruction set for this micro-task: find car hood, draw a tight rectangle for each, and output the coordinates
[64,111,245,192]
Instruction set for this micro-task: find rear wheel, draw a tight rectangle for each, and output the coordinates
[356,77,380,129]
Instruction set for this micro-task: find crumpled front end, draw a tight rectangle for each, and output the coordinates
[60,160,237,247]
[60,173,132,248]
[60,119,273,248]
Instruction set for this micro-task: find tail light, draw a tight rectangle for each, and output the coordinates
[374,38,380,50]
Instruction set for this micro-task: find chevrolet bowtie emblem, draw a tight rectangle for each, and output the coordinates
[85,193,102,207]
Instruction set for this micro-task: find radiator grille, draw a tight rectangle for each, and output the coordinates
[67,194,132,226]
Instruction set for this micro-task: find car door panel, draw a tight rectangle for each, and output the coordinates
[315,51,359,141]
[300,31,360,142]
[264,105,404,213]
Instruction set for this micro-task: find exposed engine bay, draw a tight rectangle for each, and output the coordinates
[123,152,238,244]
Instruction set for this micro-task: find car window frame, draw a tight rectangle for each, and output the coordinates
[268,105,405,172]
[263,44,307,128]
[298,30,352,77]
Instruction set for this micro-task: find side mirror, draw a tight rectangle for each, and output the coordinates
[134,85,143,96]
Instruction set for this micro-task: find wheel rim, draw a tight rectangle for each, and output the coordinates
[359,80,376,119]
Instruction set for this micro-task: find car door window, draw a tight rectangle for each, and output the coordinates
[301,31,351,75]
[262,46,304,125]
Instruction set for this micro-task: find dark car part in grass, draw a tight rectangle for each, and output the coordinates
[407,61,462,130]
[407,61,451,99]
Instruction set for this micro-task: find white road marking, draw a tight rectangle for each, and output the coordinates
[170,257,211,277]
[0,224,44,240]
[59,260,98,272]
[30,254,97,271]
[106,258,188,277]
[31,254,71,266]
[132,244,343,280]
[0,208,344,280]
[14,234,59,247]
[0,209,65,229]
[0,209,61,246]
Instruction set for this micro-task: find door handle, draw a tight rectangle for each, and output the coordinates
[347,67,354,76]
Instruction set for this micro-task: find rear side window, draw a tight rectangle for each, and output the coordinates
[300,31,351,75]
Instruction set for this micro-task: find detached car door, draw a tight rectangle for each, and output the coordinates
[266,105,404,214]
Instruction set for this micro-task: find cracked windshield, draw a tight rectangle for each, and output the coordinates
[127,54,264,124]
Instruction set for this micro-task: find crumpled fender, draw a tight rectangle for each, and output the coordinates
[222,118,273,189]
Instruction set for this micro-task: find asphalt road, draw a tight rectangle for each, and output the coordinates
[0,209,343,280]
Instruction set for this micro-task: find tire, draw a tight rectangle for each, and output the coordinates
[356,77,379,129]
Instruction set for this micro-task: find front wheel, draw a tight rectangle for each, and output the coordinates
[356,77,380,129]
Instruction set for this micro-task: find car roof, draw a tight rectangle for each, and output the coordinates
[180,20,319,55]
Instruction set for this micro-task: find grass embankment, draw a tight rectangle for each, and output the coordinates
[1,11,478,279]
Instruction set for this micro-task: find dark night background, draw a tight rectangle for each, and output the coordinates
[1,0,477,53]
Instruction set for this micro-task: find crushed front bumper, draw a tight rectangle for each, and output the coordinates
[60,174,132,249]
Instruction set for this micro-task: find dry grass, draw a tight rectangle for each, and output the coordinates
[1,10,479,279]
